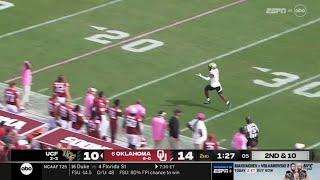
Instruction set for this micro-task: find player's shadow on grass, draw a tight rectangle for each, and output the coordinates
[164,100,223,112]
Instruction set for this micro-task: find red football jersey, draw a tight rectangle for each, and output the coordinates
[70,110,85,130]
[59,103,72,121]
[125,115,140,135]
[93,97,109,116]
[203,139,220,150]
[108,106,122,129]
[48,98,60,117]
[53,81,69,97]
[87,119,100,138]
[4,88,19,105]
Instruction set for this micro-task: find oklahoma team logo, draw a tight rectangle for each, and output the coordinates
[156,150,168,162]
[20,163,33,175]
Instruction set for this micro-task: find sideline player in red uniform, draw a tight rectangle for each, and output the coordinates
[4,82,22,113]
[125,100,147,147]
[87,113,101,138]
[107,99,122,143]
[93,91,109,140]
[70,105,86,133]
[58,101,73,129]
[203,134,220,150]
[52,75,71,104]
[124,107,142,149]
[48,94,60,129]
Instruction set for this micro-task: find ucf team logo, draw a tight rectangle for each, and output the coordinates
[62,150,76,161]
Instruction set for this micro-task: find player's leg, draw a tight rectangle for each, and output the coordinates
[247,138,258,149]
[127,134,137,149]
[7,104,19,114]
[48,117,57,130]
[204,85,213,104]
[21,85,30,106]
[216,87,231,109]
[110,122,116,143]
[99,115,108,140]
[154,140,163,149]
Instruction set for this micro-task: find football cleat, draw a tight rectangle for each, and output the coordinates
[226,101,231,110]
[204,98,211,104]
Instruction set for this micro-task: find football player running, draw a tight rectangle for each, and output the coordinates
[196,63,231,109]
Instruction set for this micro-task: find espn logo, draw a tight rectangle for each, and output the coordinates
[20,163,33,175]
[213,169,229,174]
[266,8,287,15]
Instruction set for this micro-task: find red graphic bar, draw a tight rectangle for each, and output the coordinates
[104,150,173,162]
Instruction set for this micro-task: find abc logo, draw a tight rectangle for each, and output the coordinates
[20,163,33,175]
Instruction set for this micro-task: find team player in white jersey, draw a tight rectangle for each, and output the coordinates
[244,116,259,149]
[196,63,231,108]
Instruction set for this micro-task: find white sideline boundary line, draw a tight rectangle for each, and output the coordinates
[306,142,320,149]
[37,87,49,93]
[181,73,320,132]
[4,0,246,83]
[0,0,123,39]
[72,97,83,102]
[109,16,320,99]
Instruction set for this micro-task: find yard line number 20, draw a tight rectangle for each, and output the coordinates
[253,67,320,98]
[85,25,164,53]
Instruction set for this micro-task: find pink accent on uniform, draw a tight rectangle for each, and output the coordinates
[197,112,206,120]
[85,93,95,117]
[151,116,167,141]
[232,132,248,150]
[126,104,146,120]
[21,67,32,86]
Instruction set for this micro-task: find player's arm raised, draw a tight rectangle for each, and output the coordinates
[196,73,211,81]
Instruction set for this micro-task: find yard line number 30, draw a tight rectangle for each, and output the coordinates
[85,25,164,53]
[253,67,320,98]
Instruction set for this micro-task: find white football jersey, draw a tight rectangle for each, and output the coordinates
[246,123,259,139]
[209,68,221,88]
[188,119,207,144]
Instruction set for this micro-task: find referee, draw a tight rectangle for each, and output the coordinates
[245,116,259,149]
[169,109,182,149]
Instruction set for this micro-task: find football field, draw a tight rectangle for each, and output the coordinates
[0,0,319,149]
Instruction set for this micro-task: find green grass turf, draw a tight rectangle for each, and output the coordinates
[0,0,319,149]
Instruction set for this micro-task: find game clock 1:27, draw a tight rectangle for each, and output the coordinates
[213,151,239,161]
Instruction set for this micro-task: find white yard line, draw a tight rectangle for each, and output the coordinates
[4,0,246,83]
[72,97,83,102]
[181,73,320,132]
[306,142,320,149]
[109,17,320,99]
[0,0,123,39]
[220,139,227,143]
[37,87,49,93]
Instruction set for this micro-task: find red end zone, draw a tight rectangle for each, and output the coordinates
[33,128,127,150]
[0,110,46,136]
